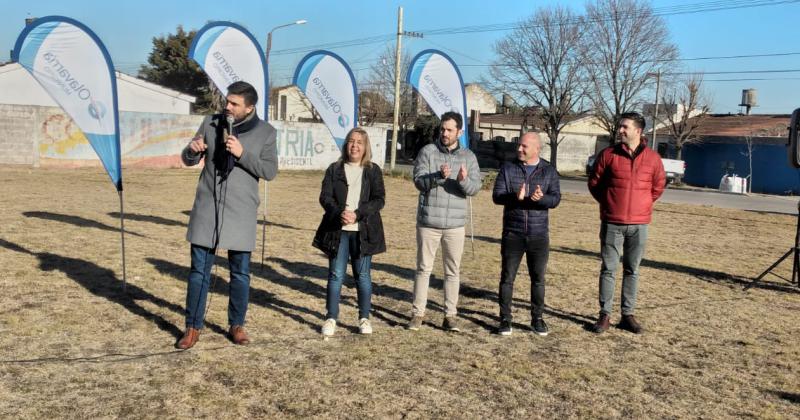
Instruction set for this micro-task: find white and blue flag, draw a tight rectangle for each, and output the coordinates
[293,50,357,149]
[408,49,468,149]
[189,22,268,120]
[13,16,122,190]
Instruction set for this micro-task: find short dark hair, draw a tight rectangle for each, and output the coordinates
[619,112,646,130]
[227,81,258,107]
[440,111,463,130]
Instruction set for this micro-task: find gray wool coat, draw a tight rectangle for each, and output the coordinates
[413,140,481,229]
[182,113,278,251]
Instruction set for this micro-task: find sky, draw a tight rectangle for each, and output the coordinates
[1,0,799,114]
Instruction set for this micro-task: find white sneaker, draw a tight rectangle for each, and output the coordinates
[322,319,336,337]
[359,318,373,335]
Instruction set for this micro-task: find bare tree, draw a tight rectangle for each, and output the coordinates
[489,5,587,170]
[742,134,754,194]
[583,0,679,137]
[659,73,710,160]
[360,45,412,125]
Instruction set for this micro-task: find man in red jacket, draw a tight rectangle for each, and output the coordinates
[587,112,666,334]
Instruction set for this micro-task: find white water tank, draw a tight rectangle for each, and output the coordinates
[719,175,747,194]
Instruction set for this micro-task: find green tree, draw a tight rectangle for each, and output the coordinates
[139,25,219,113]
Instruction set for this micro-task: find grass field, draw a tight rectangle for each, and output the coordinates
[1,166,799,419]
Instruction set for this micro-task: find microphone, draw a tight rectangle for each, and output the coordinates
[221,114,236,178]
[225,115,235,138]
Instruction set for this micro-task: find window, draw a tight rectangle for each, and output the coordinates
[280,95,287,121]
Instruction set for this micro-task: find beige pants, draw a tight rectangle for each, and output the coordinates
[412,225,465,317]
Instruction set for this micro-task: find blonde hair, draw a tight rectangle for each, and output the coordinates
[341,127,372,167]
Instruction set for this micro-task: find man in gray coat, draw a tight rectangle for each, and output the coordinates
[176,81,278,350]
[407,111,481,332]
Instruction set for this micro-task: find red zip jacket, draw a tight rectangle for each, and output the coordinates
[588,141,666,224]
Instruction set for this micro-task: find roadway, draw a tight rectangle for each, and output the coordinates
[391,163,798,215]
[559,178,798,215]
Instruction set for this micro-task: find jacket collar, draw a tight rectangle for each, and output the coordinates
[435,139,461,154]
[614,141,647,159]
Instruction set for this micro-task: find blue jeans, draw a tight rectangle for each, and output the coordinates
[185,244,251,329]
[598,222,648,315]
[326,231,372,320]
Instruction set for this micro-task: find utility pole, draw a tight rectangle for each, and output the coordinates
[650,70,661,150]
[388,8,423,170]
[389,7,403,171]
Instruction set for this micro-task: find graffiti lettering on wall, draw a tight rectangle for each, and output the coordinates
[272,121,385,169]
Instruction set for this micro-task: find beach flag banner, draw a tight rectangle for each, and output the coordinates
[13,16,129,289]
[407,49,468,149]
[189,21,268,120]
[13,16,122,190]
[293,50,357,149]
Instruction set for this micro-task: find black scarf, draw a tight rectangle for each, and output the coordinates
[214,111,259,179]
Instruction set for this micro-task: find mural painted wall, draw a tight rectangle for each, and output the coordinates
[0,104,386,169]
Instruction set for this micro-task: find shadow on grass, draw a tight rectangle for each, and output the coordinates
[370,260,591,332]
[0,238,196,341]
[553,246,800,294]
[744,209,797,218]
[767,390,800,404]
[264,256,412,329]
[472,235,501,245]
[109,212,186,227]
[148,257,325,333]
[23,211,146,238]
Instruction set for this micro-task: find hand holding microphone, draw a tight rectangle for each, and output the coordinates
[224,115,243,159]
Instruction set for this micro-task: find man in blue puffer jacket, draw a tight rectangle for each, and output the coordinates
[492,132,561,336]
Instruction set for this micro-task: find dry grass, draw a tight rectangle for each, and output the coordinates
[1,166,799,419]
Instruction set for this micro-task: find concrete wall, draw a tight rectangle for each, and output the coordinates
[540,133,597,172]
[0,104,386,170]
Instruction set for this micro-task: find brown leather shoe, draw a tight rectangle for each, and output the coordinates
[229,325,250,345]
[592,313,611,334]
[176,327,200,349]
[619,314,643,334]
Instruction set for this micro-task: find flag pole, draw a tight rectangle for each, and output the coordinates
[469,197,475,255]
[118,189,128,292]
[261,181,268,271]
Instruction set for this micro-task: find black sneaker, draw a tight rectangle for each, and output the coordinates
[442,316,460,332]
[498,320,512,336]
[532,318,549,336]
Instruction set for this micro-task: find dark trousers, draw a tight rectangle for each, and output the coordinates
[499,231,549,321]
[185,244,251,329]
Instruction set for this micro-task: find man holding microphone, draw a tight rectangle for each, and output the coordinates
[176,81,278,349]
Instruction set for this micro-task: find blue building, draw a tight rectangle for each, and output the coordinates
[655,114,799,195]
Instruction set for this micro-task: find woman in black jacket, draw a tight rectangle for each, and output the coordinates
[313,127,386,337]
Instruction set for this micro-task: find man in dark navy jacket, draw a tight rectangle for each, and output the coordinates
[492,132,561,336]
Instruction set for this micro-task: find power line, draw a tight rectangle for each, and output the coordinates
[269,0,799,57]
[412,0,799,35]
